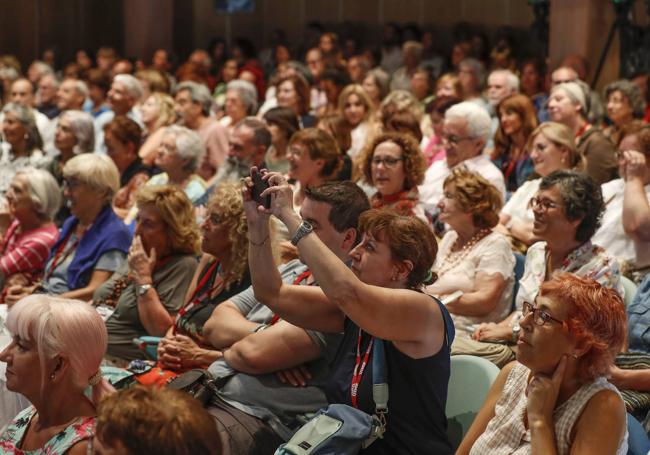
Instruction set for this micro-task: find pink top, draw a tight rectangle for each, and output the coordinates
[0,220,58,280]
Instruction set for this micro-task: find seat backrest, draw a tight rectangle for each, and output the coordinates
[511,252,526,312]
[446,355,500,450]
[620,276,637,307]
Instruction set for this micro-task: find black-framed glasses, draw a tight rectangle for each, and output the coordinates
[522,301,564,326]
[528,196,559,212]
[371,156,404,167]
[62,178,83,191]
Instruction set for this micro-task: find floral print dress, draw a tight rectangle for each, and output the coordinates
[0,406,94,454]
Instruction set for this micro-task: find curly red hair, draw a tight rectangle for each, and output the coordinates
[539,273,627,382]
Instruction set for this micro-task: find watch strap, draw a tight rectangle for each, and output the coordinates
[291,221,314,246]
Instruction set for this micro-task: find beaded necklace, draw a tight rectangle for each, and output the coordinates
[435,228,492,278]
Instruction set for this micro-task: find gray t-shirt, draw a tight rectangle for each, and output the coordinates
[100,254,198,361]
[208,259,342,440]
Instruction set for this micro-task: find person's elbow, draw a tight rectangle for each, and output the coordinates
[202,317,224,348]
[623,218,650,242]
[226,340,272,374]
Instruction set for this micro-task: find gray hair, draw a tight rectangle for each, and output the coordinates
[366,68,390,100]
[63,78,89,99]
[175,81,213,116]
[489,69,520,93]
[0,67,19,83]
[58,110,95,154]
[604,79,647,119]
[29,61,54,77]
[63,154,120,203]
[459,58,487,90]
[1,102,43,151]
[162,125,206,173]
[113,74,143,100]
[445,101,492,142]
[15,168,61,220]
[226,79,258,115]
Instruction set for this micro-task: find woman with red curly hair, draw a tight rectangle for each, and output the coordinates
[458,273,628,455]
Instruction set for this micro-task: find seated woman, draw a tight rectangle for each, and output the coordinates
[104,116,151,218]
[133,183,252,383]
[427,168,514,331]
[490,94,539,193]
[5,154,131,303]
[338,84,378,159]
[361,67,390,109]
[0,295,113,454]
[95,186,200,363]
[457,274,628,455]
[358,132,427,219]
[603,79,646,145]
[138,92,176,166]
[497,122,583,248]
[0,169,60,295]
[246,171,456,453]
[262,106,299,173]
[125,125,207,224]
[461,171,621,366]
[93,386,219,455]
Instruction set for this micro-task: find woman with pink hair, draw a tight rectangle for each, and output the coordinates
[0,295,113,453]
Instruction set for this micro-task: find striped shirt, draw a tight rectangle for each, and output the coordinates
[0,220,58,279]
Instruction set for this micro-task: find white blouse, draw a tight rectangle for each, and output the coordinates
[501,178,540,224]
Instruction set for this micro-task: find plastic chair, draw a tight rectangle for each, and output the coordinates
[446,355,500,450]
[620,276,637,307]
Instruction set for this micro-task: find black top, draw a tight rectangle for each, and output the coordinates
[325,298,454,455]
[120,157,151,188]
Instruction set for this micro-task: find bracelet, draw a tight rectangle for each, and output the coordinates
[248,235,269,246]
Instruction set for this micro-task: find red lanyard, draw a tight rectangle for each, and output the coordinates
[350,329,374,409]
[267,270,313,327]
[575,123,589,140]
[44,227,85,280]
[174,260,220,334]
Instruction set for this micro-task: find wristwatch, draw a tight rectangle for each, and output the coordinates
[511,323,521,344]
[136,283,153,297]
[291,220,314,246]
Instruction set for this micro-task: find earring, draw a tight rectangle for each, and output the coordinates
[50,372,55,380]
[571,353,578,359]
[24,133,28,140]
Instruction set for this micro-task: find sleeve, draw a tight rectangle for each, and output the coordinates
[155,256,199,314]
[475,234,516,279]
[501,181,532,217]
[94,250,127,272]
[230,285,259,315]
[0,232,55,277]
[305,330,343,363]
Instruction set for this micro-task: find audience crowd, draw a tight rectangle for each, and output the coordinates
[1,20,650,455]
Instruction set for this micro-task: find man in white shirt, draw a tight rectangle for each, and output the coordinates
[419,101,506,214]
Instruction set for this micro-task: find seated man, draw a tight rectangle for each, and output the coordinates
[418,101,506,216]
[200,181,370,453]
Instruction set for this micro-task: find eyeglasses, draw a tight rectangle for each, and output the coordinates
[62,178,83,191]
[528,196,559,212]
[441,133,474,146]
[371,156,404,167]
[522,301,564,326]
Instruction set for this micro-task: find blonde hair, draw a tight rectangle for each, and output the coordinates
[338,84,374,123]
[135,185,201,256]
[443,168,503,229]
[63,153,120,203]
[147,92,176,131]
[527,121,584,170]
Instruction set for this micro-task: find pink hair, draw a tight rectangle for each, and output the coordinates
[6,295,114,405]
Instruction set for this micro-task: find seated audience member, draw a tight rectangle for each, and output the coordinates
[276,73,316,128]
[490,94,538,193]
[104,116,150,218]
[138,92,176,166]
[361,67,390,108]
[0,103,48,195]
[174,81,229,180]
[95,74,143,154]
[5,154,131,303]
[548,81,618,184]
[262,106,300,173]
[221,79,258,131]
[603,79,646,145]
[199,181,369,452]
[419,101,506,216]
[95,186,199,363]
[47,109,95,225]
[245,173,455,453]
[135,68,170,101]
[316,113,354,180]
[85,68,111,118]
[422,95,461,165]
[36,73,60,119]
[593,123,650,270]
[486,69,520,147]
[0,295,113,453]
[428,168,514,331]
[56,78,88,112]
[358,132,427,218]
[317,68,350,119]
[381,109,423,144]
[390,40,423,92]
[457,274,628,455]
[457,58,488,110]
[6,78,54,152]
[519,57,549,122]
[462,171,620,366]
[0,169,60,294]
[498,122,583,248]
[338,84,377,159]
[435,73,463,99]
[93,386,220,455]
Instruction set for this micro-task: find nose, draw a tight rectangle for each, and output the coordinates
[519,310,534,330]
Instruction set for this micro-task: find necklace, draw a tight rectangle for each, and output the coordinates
[435,228,491,277]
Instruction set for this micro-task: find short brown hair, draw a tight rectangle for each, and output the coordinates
[360,132,426,190]
[96,386,220,455]
[289,128,343,179]
[277,73,311,115]
[359,209,438,289]
[305,181,370,235]
[135,185,201,256]
[443,168,502,229]
[103,115,142,148]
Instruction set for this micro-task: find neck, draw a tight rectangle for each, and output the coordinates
[144,119,156,133]
[303,175,325,190]
[272,139,288,159]
[166,167,191,185]
[59,148,75,163]
[117,155,137,174]
[77,203,104,227]
[11,141,28,157]
[18,213,48,232]
[568,116,587,135]
[31,384,93,428]
[217,250,234,277]
[511,130,527,148]
[547,238,583,272]
[186,115,203,130]
[454,223,484,245]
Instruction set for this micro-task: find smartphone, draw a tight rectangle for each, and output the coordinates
[251,171,271,209]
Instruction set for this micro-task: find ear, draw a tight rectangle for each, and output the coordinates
[314,158,326,171]
[341,227,358,252]
[47,355,71,383]
[566,215,583,233]
[473,138,486,153]
[392,259,414,283]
